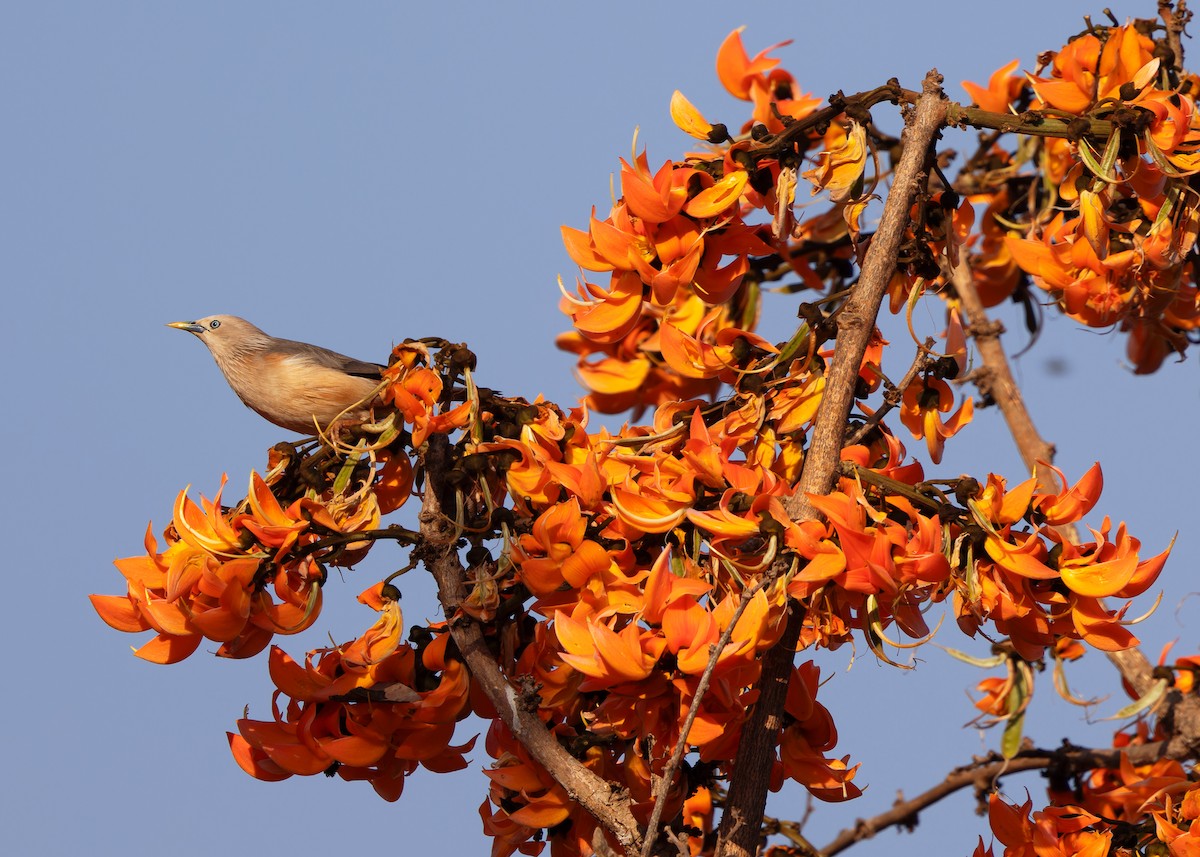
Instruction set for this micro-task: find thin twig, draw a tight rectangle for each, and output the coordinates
[296,524,421,557]
[641,577,768,857]
[845,338,935,446]
[748,83,1117,169]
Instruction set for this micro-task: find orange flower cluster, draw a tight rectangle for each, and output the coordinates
[381,343,473,447]
[982,758,1200,857]
[558,149,773,414]
[231,612,474,802]
[557,26,849,415]
[960,24,1200,372]
[971,647,1200,857]
[458,368,1165,853]
[979,793,1115,857]
[956,463,1170,660]
[96,325,1168,856]
[481,717,712,857]
[464,398,870,854]
[91,469,380,663]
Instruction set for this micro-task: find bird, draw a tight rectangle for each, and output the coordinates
[168,315,385,434]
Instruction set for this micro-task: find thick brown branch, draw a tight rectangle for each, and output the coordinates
[786,73,949,521]
[943,103,1115,140]
[819,743,1165,857]
[418,435,643,852]
[1160,1,1190,73]
[713,73,951,857]
[715,604,806,857]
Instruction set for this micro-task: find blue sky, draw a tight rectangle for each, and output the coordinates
[3,3,1193,856]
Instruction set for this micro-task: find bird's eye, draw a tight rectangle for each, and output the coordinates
[209,319,221,330]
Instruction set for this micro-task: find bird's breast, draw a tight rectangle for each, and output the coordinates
[217,352,381,433]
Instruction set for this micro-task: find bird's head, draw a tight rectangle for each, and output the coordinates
[167,315,271,357]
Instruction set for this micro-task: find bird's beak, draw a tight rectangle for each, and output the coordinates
[167,321,205,334]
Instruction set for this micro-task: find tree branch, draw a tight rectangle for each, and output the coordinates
[418,434,643,852]
[1160,1,1191,73]
[946,259,1054,479]
[818,742,1166,857]
[784,72,948,523]
[714,72,951,857]
[748,83,1118,169]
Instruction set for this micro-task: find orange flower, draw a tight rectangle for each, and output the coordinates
[554,606,666,689]
[515,498,610,597]
[715,28,819,132]
[381,364,470,447]
[341,582,404,670]
[716,27,791,101]
[899,375,974,464]
[607,452,697,536]
[1055,517,1171,600]
[1028,26,1155,114]
[563,271,645,345]
[780,662,861,801]
[802,121,868,203]
[619,154,692,225]
[962,59,1024,113]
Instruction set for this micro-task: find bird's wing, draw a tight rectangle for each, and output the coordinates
[273,338,386,379]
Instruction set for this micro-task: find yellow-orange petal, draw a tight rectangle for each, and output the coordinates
[1116,536,1173,598]
[577,355,651,395]
[984,532,1058,580]
[90,593,151,633]
[997,476,1037,525]
[376,451,414,515]
[134,632,203,664]
[610,486,689,534]
[572,272,644,343]
[1035,462,1103,525]
[189,603,249,643]
[259,740,333,776]
[685,170,748,219]
[323,734,390,767]
[228,733,292,782]
[1060,552,1138,598]
[561,540,610,588]
[670,90,714,140]
[267,646,330,700]
[1071,598,1137,651]
[508,795,571,829]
